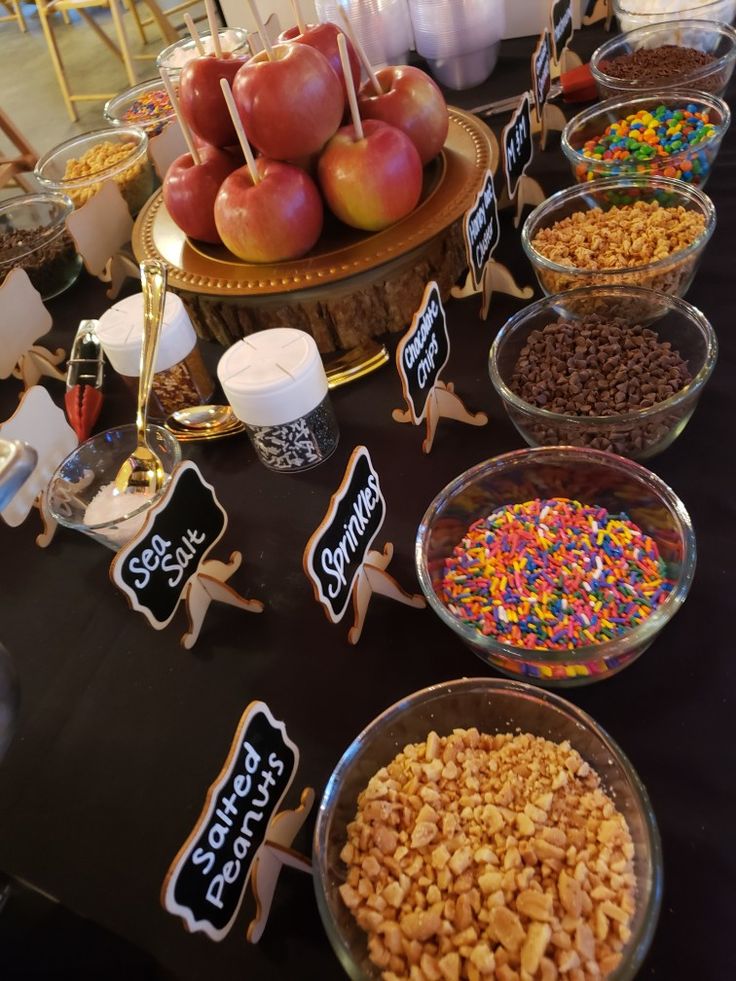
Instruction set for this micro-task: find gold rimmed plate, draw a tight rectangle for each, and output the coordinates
[132,108,498,298]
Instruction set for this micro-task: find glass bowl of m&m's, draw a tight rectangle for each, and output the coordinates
[561,90,730,187]
[415,446,696,686]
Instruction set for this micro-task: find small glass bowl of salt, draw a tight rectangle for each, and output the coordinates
[47,424,181,550]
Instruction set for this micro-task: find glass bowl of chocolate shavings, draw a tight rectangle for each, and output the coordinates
[0,192,82,300]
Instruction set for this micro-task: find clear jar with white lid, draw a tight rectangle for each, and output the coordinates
[97,291,214,419]
[217,328,339,473]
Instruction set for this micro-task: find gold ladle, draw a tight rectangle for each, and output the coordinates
[114,259,168,494]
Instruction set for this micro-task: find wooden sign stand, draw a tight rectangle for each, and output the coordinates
[99,250,140,300]
[12,345,67,390]
[532,101,568,152]
[498,176,547,230]
[110,462,264,649]
[452,261,533,313]
[304,446,425,646]
[163,702,313,944]
[393,380,487,455]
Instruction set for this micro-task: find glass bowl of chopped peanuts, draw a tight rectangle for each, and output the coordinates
[521,175,715,298]
[314,677,663,980]
[34,126,153,217]
[414,446,696,686]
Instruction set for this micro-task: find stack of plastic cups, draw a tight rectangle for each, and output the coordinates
[407,0,506,90]
[315,0,414,66]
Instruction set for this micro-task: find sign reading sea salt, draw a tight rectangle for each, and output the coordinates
[463,170,500,292]
[162,701,311,942]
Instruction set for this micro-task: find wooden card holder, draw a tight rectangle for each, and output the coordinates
[110,461,263,649]
[0,268,65,391]
[162,701,313,943]
[0,385,77,548]
[303,446,425,646]
[65,180,134,280]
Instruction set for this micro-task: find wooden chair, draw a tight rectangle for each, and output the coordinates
[0,107,37,189]
[36,0,180,122]
[0,0,27,32]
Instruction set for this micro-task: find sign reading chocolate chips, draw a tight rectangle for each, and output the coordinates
[110,461,227,629]
[396,281,451,423]
[551,0,574,63]
[502,91,534,200]
[162,701,299,941]
[304,446,386,623]
[463,172,500,292]
[532,29,552,122]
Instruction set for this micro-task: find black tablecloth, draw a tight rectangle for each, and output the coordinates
[1,25,734,981]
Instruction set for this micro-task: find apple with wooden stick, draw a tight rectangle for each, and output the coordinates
[214,80,323,262]
[318,35,422,232]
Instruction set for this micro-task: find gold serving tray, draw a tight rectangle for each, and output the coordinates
[132,108,498,297]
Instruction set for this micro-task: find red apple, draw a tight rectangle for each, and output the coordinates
[317,119,422,232]
[232,43,343,160]
[358,65,449,165]
[279,22,361,102]
[179,54,248,148]
[163,146,239,244]
[214,158,323,262]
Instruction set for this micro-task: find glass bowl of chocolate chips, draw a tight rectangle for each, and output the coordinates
[489,284,717,460]
[0,192,82,300]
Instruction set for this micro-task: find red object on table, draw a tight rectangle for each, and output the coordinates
[64,385,103,442]
[560,63,597,103]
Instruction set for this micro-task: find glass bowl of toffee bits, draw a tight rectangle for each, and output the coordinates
[489,285,717,460]
[591,20,736,99]
[314,677,663,980]
[415,446,696,686]
[0,193,82,300]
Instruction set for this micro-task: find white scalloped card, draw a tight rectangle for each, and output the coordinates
[66,180,133,278]
[149,120,187,181]
[0,268,52,380]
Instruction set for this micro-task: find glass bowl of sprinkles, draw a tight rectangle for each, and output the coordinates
[521,174,716,297]
[561,90,730,187]
[104,77,176,137]
[415,447,696,686]
[489,285,718,461]
[314,677,663,980]
[590,20,736,99]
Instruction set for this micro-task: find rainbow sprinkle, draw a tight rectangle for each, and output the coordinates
[440,498,674,650]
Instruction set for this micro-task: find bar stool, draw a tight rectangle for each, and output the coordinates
[0,107,37,189]
[0,0,27,33]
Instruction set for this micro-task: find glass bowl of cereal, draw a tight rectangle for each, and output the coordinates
[414,446,695,686]
[561,91,730,187]
[0,192,82,299]
[521,175,715,297]
[314,677,663,980]
[47,423,181,551]
[590,20,736,100]
[489,285,717,460]
[104,78,177,137]
[35,126,153,217]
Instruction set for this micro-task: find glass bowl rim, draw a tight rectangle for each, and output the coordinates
[614,0,733,12]
[313,675,664,981]
[414,445,696,666]
[0,191,75,263]
[590,19,736,90]
[104,77,178,124]
[561,89,731,169]
[521,174,716,277]
[48,423,181,531]
[488,284,718,426]
[155,26,251,68]
[35,126,149,191]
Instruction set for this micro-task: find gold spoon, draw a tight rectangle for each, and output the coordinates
[114,259,168,494]
[169,404,240,431]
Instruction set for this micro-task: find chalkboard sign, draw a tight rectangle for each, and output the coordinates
[551,0,574,63]
[110,461,227,629]
[396,281,450,424]
[304,446,386,624]
[463,172,500,292]
[162,701,298,941]
[502,91,534,200]
[532,30,552,123]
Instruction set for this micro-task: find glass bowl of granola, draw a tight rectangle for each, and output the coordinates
[35,126,153,216]
[521,175,715,298]
[314,677,663,980]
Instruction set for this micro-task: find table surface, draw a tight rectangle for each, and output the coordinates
[1,24,735,981]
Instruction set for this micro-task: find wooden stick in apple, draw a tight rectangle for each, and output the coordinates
[337,7,382,96]
[338,33,363,140]
[204,0,223,58]
[160,67,200,165]
[245,0,273,60]
[219,78,260,184]
[183,13,205,56]
[289,0,306,35]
